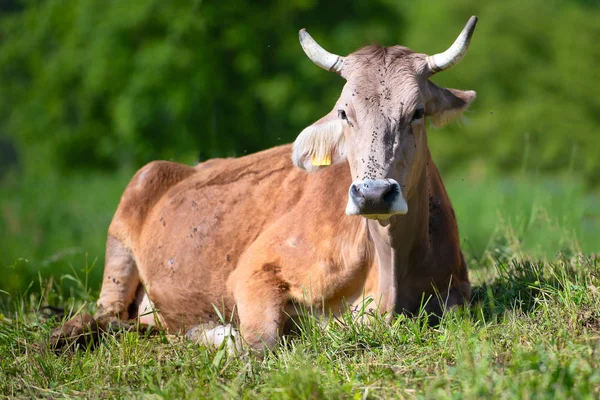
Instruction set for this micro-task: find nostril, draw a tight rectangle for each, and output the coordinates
[350,183,361,198]
[382,183,400,204]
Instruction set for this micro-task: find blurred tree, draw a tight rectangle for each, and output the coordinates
[0,136,19,180]
[0,0,22,13]
[405,0,600,182]
[0,0,598,182]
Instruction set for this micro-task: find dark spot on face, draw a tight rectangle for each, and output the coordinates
[226,254,231,262]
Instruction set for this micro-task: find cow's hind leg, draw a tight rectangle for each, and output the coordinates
[94,235,141,330]
[50,235,141,350]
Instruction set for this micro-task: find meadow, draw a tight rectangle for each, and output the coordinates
[1,1,599,397]
[1,166,599,398]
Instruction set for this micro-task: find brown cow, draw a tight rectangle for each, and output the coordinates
[51,17,479,353]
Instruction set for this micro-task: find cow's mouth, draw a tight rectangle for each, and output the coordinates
[345,179,408,218]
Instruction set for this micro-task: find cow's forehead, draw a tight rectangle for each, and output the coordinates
[342,46,424,118]
[345,45,422,78]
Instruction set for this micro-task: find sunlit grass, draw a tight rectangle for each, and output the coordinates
[1,255,599,398]
[447,171,599,260]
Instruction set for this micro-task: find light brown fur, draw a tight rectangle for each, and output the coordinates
[51,37,476,352]
[88,144,467,351]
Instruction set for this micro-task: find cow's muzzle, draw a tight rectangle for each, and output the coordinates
[345,179,408,218]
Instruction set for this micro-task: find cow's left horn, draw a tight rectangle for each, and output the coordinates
[299,29,345,74]
[427,16,478,74]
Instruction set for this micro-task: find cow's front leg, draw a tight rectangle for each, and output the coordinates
[229,264,290,354]
[422,281,471,324]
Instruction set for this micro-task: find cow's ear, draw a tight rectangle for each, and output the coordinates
[426,82,476,127]
[292,118,347,172]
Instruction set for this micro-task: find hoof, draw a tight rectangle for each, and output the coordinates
[186,323,242,354]
[49,313,99,352]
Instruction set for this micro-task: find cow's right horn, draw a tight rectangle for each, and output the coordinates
[299,29,345,75]
[427,16,478,74]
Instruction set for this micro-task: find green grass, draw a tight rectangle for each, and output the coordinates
[447,171,599,259]
[1,255,600,398]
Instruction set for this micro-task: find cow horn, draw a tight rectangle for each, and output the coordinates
[299,29,345,74]
[427,16,478,74]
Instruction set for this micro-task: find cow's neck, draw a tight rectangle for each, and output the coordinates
[366,152,431,315]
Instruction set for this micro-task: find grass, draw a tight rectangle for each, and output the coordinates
[1,254,600,398]
[1,167,599,398]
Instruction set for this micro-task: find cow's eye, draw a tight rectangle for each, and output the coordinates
[412,106,425,121]
[338,110,348,120]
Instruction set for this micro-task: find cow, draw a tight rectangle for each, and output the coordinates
[51,16,479,353]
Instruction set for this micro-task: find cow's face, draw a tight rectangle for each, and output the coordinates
[293,17,478,219]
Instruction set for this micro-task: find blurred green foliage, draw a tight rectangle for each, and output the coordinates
[0,0,598,179]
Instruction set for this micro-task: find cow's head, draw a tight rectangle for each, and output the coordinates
[293,17,477,219]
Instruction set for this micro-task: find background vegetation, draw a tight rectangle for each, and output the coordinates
[1,0,599,295]
[0,0,597,287]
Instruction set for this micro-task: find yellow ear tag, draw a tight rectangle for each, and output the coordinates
[311,153,332,166]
